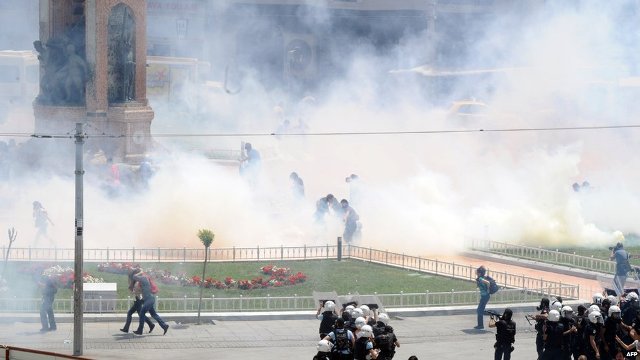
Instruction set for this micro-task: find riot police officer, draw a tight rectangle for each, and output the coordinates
[489,308,516,360]
[542,310,566,360]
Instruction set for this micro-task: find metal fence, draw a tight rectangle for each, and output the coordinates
[0,242,581,313]
[467,238,616,274]
[1,287,566,314]
[347,245,580,300]
[1,245,339,263]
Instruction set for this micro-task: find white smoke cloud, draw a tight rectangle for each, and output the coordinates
[3,1,640,258]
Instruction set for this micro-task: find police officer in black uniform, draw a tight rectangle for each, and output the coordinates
[542,309,566,360]
[489,308,516,360]
[533,298,550,359]
[317,300,339,339]
[573,305,588,359]
[585,310,604,360]
[559,306,577,360]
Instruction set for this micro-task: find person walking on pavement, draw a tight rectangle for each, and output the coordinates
[120,268,155,333]
[132,271,169,336]
[475,266,491,330]
[39,277,57,332]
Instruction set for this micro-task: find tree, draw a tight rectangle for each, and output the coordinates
[1,227,17,281]
[196,229,214,324]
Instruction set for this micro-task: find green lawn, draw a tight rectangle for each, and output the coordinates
[4,259,478,299]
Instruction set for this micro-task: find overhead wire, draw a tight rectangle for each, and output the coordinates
[1,123,639,139]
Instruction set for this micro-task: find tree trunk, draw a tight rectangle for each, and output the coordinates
[196,246,209,324]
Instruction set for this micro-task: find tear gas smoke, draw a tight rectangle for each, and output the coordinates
[2,1,640,257]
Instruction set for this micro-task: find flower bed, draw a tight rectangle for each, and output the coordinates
[96,263,307,290]
[19,264,104,289]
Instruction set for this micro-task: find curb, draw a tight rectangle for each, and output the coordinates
[0,300,586,323]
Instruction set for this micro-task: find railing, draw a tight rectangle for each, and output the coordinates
[0,287,568,314]
[347,245,580,300]
[467,238,616,274]
[0,242,582,313]
[1,245,338,263]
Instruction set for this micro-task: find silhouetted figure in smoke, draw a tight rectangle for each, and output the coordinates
[39,277,57,331]
[340,199,360,244]
[315,194,338,223]
[138,157,154,190]
[240,143,261,186]
[103,157,122,197]
[572,180,591,193]
[289,172,304,199]
[33,201,54,246]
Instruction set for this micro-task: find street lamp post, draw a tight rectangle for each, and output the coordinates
[73,122,85,356]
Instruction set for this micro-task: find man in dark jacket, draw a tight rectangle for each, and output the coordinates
[39,277,57,331]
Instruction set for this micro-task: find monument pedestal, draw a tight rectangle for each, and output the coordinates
[34,102,153,162]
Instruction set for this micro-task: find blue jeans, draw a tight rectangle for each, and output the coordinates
[122,297,153,331]
[136,297,167,333]
[477,294,490,328]
[40,297,56,330]
[614,274,627,296]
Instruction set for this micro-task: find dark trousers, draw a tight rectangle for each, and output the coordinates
[136,297,167,333]
[331,353,354,360]
[122,297,153,331]
[541,347,563,360]
[343,221,357,243]
[40,297,56,330]
[477,294,490,327]
[536,335,544,359]
[494,343,513,360]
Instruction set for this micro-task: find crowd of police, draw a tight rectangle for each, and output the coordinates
[491,292,640,360]
[312,300,408,360]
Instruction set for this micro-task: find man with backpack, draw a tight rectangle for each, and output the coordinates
[323,318,355,360]
[374,326,399,360]
[132,271,169,336]
[353,325,379,360]
[475,266,492,330]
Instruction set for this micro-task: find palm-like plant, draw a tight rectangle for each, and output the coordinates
[196,229,214,324]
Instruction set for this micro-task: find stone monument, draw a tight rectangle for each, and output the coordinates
[34,0,153,162]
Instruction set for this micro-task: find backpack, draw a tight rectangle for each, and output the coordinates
[148,276,159,294]
[374,332,395,354]
[353,338,370,360]
[486,276,499,294]
[333,329,351,353]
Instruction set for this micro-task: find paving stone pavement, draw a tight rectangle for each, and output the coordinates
[0,310,542,359]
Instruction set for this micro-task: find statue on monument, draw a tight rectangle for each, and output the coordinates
[123,34,136,101]
[33,15,87,106]
[108,4,136,103]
